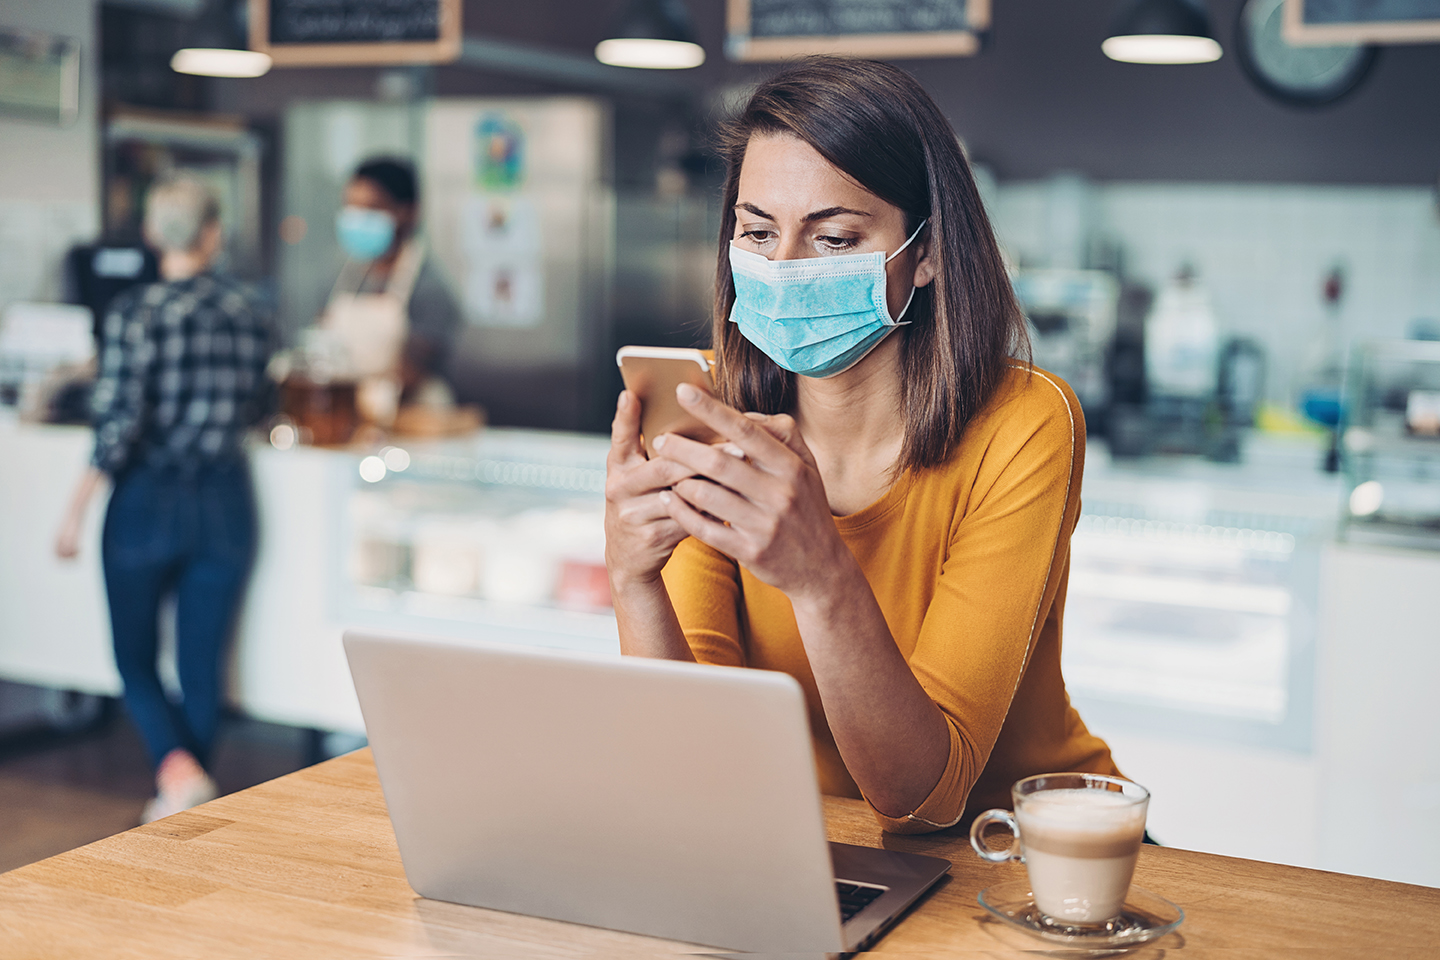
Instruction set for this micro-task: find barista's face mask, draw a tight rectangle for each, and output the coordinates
[336,206,396,261]
[728,220,927,379]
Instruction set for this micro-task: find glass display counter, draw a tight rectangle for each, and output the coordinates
[337,428,617,657]
[1340,338,1440,548]
[336,427,1338,749]
[1063,439,1339,752]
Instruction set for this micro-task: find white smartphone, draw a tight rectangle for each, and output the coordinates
[616,345,723,458]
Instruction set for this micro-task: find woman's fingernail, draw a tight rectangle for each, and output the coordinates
[723,444,745,458]
[618,390,630,409]
[659,490,672,504]
[676,383,698,402]
[653,434,667,451]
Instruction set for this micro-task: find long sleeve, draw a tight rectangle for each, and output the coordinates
[661,536,748,668]
[90,289,157,476]
[867,367,1086,832]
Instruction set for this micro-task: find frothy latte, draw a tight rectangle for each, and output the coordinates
[1017,788,1147,925]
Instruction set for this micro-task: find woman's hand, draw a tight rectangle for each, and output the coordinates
[652,384,854,601]
[604,390,701,590]
[55,467,105,562]
[54,511,84,560]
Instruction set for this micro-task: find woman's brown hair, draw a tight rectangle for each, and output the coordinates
[712,56,1029,473]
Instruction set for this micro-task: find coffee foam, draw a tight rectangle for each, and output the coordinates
[1018,788,1146,859]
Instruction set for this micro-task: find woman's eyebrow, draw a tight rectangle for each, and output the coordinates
[735,201,775,221]
[801,206,872,222]
[734,202,872,222]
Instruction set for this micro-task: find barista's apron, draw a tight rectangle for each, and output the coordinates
[321,239,424,381]
[321,240,424,425]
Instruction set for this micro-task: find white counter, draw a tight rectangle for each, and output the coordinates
[0,419,616,735]
[0,421,115,696]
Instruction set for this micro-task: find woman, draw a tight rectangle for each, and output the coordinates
[605,57,1120,834]
[55,174,274,822]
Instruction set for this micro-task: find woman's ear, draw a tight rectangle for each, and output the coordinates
[911,238,937,289]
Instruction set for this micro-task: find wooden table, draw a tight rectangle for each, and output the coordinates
[1,749,1436,958]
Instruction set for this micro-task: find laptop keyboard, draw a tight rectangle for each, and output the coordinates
[836,881,886,922]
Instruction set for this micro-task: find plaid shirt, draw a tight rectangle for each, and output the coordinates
[91,271,274,475]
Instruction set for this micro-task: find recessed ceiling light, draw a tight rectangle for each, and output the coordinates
[171,48,272,78]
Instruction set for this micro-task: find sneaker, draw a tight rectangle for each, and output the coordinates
[141,771,218,823]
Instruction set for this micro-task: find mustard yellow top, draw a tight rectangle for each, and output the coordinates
[660,363,1120,834]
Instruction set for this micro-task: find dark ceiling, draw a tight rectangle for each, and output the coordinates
[205,0,1440,185]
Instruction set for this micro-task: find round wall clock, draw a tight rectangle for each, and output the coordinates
[1235,0,1378,108]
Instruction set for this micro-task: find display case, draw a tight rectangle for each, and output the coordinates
[1062,439,1339,752]
[338,428,617,656]
[1340,338,1440,548]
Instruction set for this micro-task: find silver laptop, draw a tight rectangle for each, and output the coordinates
[344,631,950,955]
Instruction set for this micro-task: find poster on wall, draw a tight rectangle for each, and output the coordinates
[423,98,607,367]
[460,113,544,328]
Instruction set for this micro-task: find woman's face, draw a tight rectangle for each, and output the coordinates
[733,132,934,321]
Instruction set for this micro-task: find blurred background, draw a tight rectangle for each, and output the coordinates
[1,0,1437,887]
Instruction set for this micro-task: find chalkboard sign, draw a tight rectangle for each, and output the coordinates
[248,0,462,66]
[1284,0,1440,44]
[726,0,990,61]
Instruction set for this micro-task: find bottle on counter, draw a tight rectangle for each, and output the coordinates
[1144,264,1220,402]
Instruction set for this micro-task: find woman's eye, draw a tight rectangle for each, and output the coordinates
[740,228,776,244]
[817,235,860,251]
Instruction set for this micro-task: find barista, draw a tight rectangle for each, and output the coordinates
[325,156,462,407]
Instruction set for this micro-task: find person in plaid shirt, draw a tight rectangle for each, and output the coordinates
[55,174,274,822]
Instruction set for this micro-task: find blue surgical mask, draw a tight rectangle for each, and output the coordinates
[335,206,396,261]
[728,221,927,379]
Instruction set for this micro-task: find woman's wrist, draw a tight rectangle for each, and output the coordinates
[609,570,665,599]
[606,543,664,585]
[785,539,867,619]
[610,570,694,662]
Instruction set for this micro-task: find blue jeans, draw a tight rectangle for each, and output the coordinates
[101,458,257,769]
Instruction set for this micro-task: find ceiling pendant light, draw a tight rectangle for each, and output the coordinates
[171,0,271,78]
[1103,0,1223,64]
[595,0,706,70]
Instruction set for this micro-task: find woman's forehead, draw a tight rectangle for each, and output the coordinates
[736,132,890,221]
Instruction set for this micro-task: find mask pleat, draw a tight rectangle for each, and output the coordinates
[725,221,924,379]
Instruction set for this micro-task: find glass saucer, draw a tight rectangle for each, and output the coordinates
[977,880,1184,948]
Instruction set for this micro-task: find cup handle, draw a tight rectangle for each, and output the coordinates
[969,808,1022,863]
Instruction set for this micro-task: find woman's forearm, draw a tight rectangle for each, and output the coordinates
[789,557,951,819]
[611,576,695,662]
[645,389,951,813]
[68,467,106,512]
[55,467,107,560]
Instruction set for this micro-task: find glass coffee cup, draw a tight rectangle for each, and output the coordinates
[970,773,1149,930]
